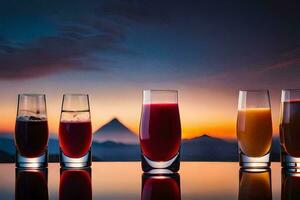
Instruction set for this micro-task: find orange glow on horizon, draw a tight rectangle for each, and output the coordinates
[0,86,281,140]
[0,113,280,140]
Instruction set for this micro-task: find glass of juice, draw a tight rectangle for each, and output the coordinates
[237,90,273,168]
[141,173,181,200]
[280,89,300,168]
[15,94,49,168]
[239,169,272,200]
[140,90,181,173]
[59,94,92,168]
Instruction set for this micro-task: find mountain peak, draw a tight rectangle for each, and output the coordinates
[201,134,210,138]
[96,118,130,132]
[94,118,138,144]
[183,134,229,144]
[109,118,121,124]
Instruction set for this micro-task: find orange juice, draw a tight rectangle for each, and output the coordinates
[237,108,272,157]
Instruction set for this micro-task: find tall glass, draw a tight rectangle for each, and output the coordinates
[140,90,181,174]
[237,90,273,168]
[15,168,48,200]
[239,169,272,200]
[141,173,181,200]
[15,94,49,168]
[59,94,92,168]
[281,169,300,199]
[59,168,92,200]
[280,89,300,168]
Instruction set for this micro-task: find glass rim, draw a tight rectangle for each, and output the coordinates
[63,93,89,97]
[143,89,178,93]
[18,93,46,97]
[282,89,300,92]
[239,89,269,93]
[281,89,300,102]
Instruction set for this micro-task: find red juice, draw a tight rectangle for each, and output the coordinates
[142,175,181,200]
[140,103,181,161]
[59,169,92,200]
[59,121,92,158]
[280,100,300,157]
[15,119,49,158]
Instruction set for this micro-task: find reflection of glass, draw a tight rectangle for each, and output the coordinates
[238,169,272,200]
[59,168,92,200]
[140,90,181,173]
[280,89,300,168]
[281,169,300,200]
[141,173,181,200]
[59,94,92,168]
[15,168,48,200]
[237,90,272,168]
[15,94,49,168]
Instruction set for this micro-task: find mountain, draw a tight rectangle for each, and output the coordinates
[181,135,281,161]
[93,118,138,144]
[271,137,280,161]
[0,133,281,162]
[181,134,238,161]
[92,141,140,161]
[0,134,15,155]
[0,150,13,163]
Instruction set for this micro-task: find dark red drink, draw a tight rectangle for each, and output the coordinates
[59,121,92,158]
[15,118,49,158]
[16,169,48,200]
[142,174,181,200]
[140,103,181,161]
[280,100,300,157]
[60,169,92,200]
[282,172,300,200]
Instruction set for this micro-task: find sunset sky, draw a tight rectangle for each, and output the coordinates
[0,1,299,139]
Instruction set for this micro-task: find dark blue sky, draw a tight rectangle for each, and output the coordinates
[0,0,299,83]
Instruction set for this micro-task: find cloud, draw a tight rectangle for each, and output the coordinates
[0,26,123,79]
[186,48,300,91]
[263,48,300,71]
[0,0,171,80]
[0,0,298,81]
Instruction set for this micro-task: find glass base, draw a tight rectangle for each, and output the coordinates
[60,148,91,168]
[16,149,48,168]
[142,152,180,174]
[239,151,270,169]
[142,172,181,198]
[282,168,300,176]
[281,151,300,169]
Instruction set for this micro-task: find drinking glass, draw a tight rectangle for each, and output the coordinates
[237,90,273,168]
[15,94,49,168]
[281,169,300,199]
[140,90,181,174]
[15,168,48,200]
[59,94,92,168]
[239,169,272,200]
[280,89,300,168]
[60,168,92,200]
[141,173,181,200]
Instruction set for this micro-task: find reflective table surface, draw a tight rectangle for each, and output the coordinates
[0,162,296,200]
